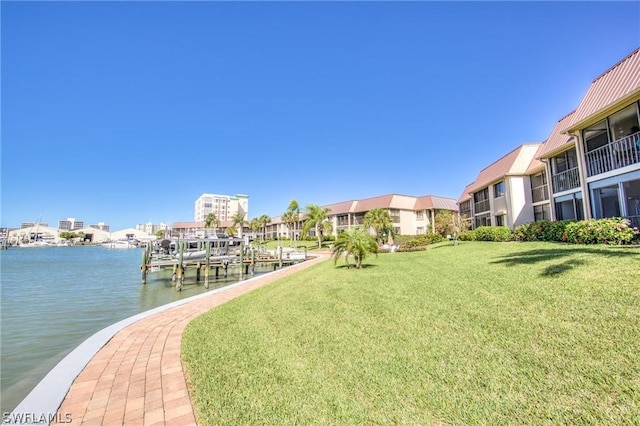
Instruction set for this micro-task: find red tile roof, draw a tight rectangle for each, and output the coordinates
[537,111,576,159]
[565,47,640,132]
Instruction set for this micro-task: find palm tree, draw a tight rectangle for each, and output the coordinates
[282,210,296,245]
[249,218,261,245]
[258,214,271,243]
[232,212,246,239]
[303,204,331,248]
[331,228,378,269]
[363,208,393,245]
[204,213,220,237]
[225,226,237,237]
[284,199,300,246]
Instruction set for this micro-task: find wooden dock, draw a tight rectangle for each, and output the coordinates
[140,238,308,291]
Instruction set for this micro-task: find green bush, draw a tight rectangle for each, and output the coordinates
[513,220,571,242]
[397,233,445,252]
[564,218,637,245]
[474,226,512,242]
[458,230,476,241]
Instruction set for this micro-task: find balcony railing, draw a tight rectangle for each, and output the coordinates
[474,199,490,213]
[552,167,581,193]
[531,185,549,203]
[585,132,640,177]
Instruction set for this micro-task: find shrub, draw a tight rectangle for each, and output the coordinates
[458,230,476,241]
[474,226,512,242]
[513,220,571,242]
[564,218,637,245]
[396,233,445,252]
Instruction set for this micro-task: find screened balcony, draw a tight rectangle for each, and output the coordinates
[551,167,581,193]
[585,132,640,177]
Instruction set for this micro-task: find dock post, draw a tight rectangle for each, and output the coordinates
[239,241,244,279]
[196,262,201,282]
[204,240,211,289]
[176,242,184,291]
[250,246,255,275]
[304,246,307,259]
[278,245,283,268]
[141,248,148,284]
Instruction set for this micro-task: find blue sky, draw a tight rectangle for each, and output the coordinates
[2,1,639,230]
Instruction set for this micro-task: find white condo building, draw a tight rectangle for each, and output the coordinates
[194,193,249,223]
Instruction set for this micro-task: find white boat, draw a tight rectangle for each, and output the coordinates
[18,240,52,248]
[101,240,137,249]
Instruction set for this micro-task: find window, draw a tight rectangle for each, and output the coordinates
[609,103,640,142]
[416,211,424,220]
[592,185,621,219]
[495,214,505,226]
[417,227,425,235]
[494,181,505,198]
[389,209,400,223]
[551,149,578,175]
[474,188,490,213]
[533,204,551,221]
[459,200,472,218]
[584,120,610,153]
[554,193,584,221]
[475,213,491,228]
[531,172,549,203]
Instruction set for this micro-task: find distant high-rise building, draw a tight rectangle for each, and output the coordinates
[194,193,249,223]
[58,217,84,231]
[136,222,169,235]
[21,222,48,228]
[89,222,110,232]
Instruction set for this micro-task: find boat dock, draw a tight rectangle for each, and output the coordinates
[140,237,308,291]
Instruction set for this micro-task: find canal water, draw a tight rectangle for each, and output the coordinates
[0,245,273,414]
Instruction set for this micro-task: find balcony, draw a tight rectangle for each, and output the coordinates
[585,132,640,177]
[474,199,490,213]
[531,185,549,203]
[552,167,581,193]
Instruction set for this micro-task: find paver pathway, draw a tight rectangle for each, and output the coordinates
[55,253,329,425]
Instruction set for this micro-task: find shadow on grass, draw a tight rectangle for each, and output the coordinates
[492,246,638,265]
[333,263,378,270]
[540,258,587,277]
[492,245,638,277]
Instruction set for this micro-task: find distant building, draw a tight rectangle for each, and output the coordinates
[21,222,48,228]
[136,222,170,236]
[194,193,249,223]
[88,222,110,232]
[58,217,84,231]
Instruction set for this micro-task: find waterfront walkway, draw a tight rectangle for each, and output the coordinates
[55,253,329,425]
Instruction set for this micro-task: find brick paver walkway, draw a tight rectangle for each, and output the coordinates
[55,254,329,425]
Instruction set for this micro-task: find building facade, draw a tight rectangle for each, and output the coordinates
[194,193,249,223]
[460,47,640,230]
[262,193,459,241]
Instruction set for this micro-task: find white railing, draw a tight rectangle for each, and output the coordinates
[585,132,640,177]
[552,167,581,193]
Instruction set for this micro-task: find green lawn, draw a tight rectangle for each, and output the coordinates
[182,242,640,425]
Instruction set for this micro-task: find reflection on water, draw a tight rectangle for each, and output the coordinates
[0,246,272,413]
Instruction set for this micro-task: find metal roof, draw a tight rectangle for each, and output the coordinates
[537,111,576,159]
[465,144,541,195]
[413,195,458,211]
[565,47,640,132]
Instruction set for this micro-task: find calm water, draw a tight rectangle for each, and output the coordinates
[0,245,271,413]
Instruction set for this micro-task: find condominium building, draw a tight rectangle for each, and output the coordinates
[459,144,543,229]
[194,193,249,223]
[58,218,84,231]
[460,47,640,229]
[264,193,458,240]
